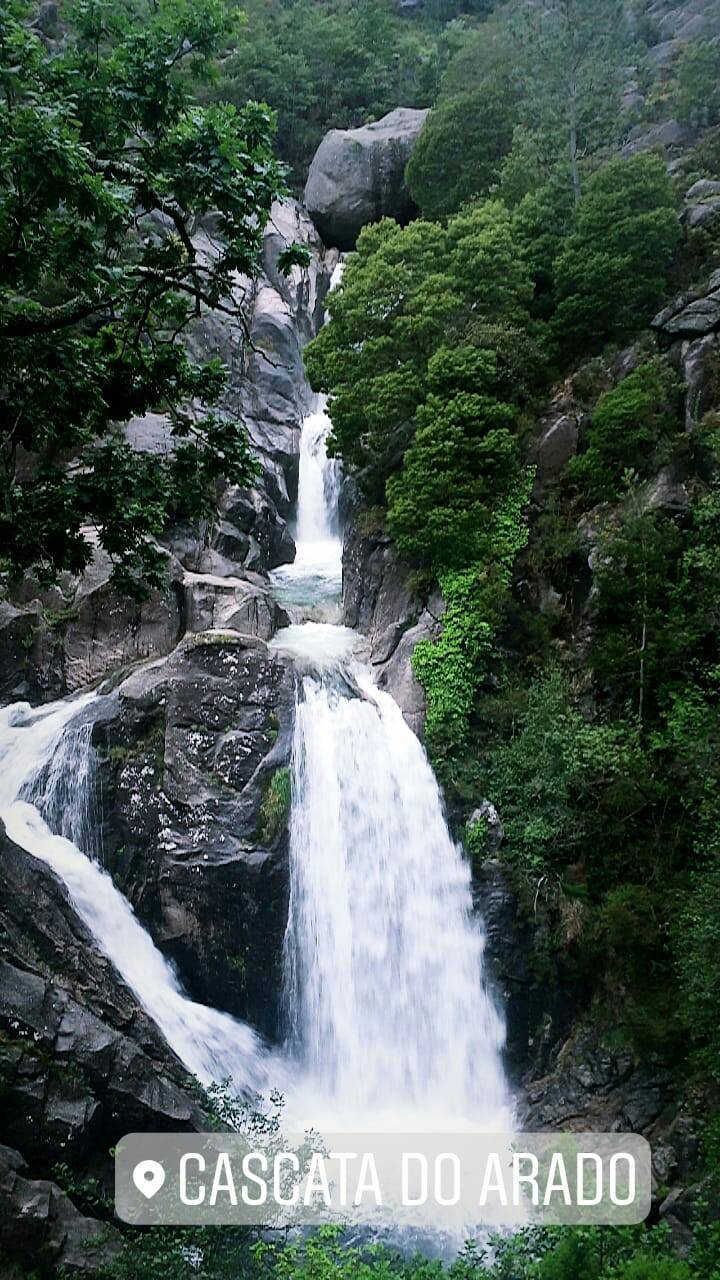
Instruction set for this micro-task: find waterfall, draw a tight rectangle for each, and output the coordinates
[282,673,511,1131]
[272,395,342,618]
[270,275,514,1134]
[0,698,267,1094]
[0,253,513,1160]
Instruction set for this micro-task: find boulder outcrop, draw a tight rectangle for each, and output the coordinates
[303,108,428,250]
[92,632,296,1036]
[342,520,443,737]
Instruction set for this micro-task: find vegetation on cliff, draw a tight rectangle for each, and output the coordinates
[305,0,720,1260]
[0,0,306,595]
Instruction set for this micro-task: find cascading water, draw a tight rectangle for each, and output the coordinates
[0,697,266,1092]
[0,259,513,1219]
[269,292,514,1136]
[282,674,511,1132]
[271,394,343,618]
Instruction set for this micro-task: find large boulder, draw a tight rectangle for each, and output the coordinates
[303,107,429,250]
[92,632,296,1037]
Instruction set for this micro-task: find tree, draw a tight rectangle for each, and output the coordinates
[510,0,629,205]
[673,39,720,130]
[566,358,682,501]
[215,0,440,189]
[552,154,681,352]
[386,347,520,570]
[405,24,519,218]
[305,201,533,500]
[0,0,307,594]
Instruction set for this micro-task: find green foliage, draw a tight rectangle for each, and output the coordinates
[511,176,576,320]
[552,154,681,351]
[412,472,533,761]
[257,767,292,846]
[386,347,521,569]
[674,858,720,1080]
[0,0,306,595]
[101,1221,700,1280]
[673,39,720,131]
[305,202,533,501]
[509,0,630,205]
[567,358,682,501]
[477,666,643,879]
[405,24,519,218]
[214,0,444,189]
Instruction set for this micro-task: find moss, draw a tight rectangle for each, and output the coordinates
[227,954,247,990]
[43,604,79,631]
[104,722,165,785]
[256,767,291,846]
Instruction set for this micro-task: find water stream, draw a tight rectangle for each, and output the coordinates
[269,397,512,1138]
[0,277,512,1200]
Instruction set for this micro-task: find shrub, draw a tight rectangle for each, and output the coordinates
[674,858,720,1080]
[566,358,682,501]
[673,40,720,130]
[553,154,681,353]
[406,84,517,219]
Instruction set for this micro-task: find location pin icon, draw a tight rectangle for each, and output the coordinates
[133,1159,166,1199]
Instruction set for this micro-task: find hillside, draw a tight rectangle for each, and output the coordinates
[1,1,720,1277]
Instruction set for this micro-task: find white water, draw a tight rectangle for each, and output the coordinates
[270,293,513,1135]
[0,697,267,1093]
[271,396,343,617]
[0,254,512,1186]
[282,673,511,1133]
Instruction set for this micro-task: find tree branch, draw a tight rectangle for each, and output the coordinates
[0,288,111,337]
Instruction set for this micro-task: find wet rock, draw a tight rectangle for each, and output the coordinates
[0,819,201,1194]
[183,572,288,639]
[640,465,690,515]
[471,859,585,1084]
[342,521,441,736]
[652,269,720,338]
[0,601,45,702]
[523,1022,673,1131]
[530,412,580,482]
[95,632,295,1035]
[467,801,504,853]
[0,1144,121,1276]
[61,546,184,693]
[304,108,429,250]
[682,332,719,426]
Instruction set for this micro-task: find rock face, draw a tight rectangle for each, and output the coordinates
[653,268,720,338]
[529,410,581,485]
[520,1018,711,1242]
[0,824,202,1166]
[0,1144,121,1277]
[472,858,587,1083]
[0,822,203,1271]
[92,632,296,1036]
[303,108,429,250]
[342,521,443,737]
[5,198,336,706]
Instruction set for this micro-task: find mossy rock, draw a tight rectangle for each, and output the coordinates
[257,767,291,845]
